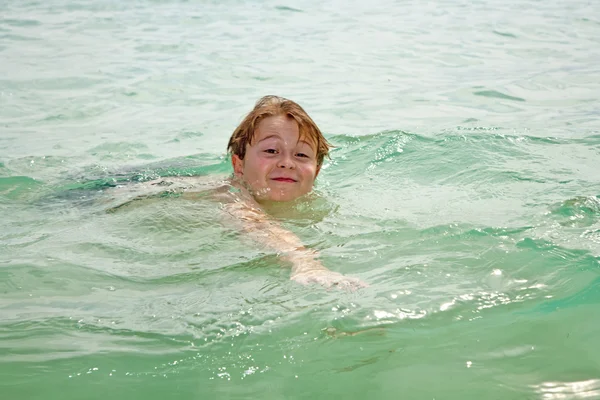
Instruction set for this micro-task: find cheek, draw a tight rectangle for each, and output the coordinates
[300,165,318,182]
[255,158,273,174]
[245,157,271,180]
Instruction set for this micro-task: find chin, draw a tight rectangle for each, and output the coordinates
[250,184,312,203]
[257,188,307,203]
[267,193,300,202]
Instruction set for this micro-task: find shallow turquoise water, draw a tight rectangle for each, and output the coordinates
[1,0,600,398]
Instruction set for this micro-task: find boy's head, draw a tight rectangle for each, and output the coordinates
[227,95,331,202]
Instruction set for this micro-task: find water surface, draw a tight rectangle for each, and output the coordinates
[1,0,600,398]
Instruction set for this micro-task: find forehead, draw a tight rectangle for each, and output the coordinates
[253,115,317,148]
[255,114,298,135]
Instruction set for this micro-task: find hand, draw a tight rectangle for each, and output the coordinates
[291,268,368,291]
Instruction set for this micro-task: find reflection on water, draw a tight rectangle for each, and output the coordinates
[534,379,600,399]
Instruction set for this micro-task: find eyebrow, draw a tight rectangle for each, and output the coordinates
[256,134,281,143]
[257,135,315,148]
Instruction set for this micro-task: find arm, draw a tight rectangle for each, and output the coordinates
[223,199,367,290]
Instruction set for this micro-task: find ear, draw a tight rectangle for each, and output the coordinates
[232,154,244,177]
[315,165,321,179]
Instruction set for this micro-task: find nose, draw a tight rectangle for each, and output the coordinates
[276,152,295,169]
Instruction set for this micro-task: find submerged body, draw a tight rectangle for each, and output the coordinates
[97,95,367,290]
[104,173,366,290]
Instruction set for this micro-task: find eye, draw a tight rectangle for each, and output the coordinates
[296,152,310,158]
[264,149,277,154]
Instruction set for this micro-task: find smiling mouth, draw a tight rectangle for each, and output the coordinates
[272,178,297,183]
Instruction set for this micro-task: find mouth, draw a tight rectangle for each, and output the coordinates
[271,177,297,183]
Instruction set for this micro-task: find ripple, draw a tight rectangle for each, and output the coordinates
[0,175,42,200]
[1,18,42,27]
[492,30,518,38]
[274,5,303,13]
[473,89,526,102]
[0,33,41,41]
[550,196,600,227]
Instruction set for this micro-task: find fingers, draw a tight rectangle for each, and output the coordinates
[291,272,368,292]
[335,277,369,292]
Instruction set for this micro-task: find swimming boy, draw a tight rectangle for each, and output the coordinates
[225,95,367,290]
[106,96,366,289]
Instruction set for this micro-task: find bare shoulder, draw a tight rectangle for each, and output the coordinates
[105,175,233,212]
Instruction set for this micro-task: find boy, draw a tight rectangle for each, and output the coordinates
[225,95,367,290]
[107,96,366,289]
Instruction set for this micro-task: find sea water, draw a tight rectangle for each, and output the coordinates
[1,0,600,398]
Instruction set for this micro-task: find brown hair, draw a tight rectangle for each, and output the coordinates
[227,95,332,166]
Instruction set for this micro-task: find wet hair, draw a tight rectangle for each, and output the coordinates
[227,95,331,167]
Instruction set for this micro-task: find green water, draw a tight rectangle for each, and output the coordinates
[2,0,600,398]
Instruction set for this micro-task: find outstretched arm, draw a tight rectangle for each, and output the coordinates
[223,198,367,290]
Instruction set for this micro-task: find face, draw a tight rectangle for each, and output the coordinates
[232,115,320,203]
